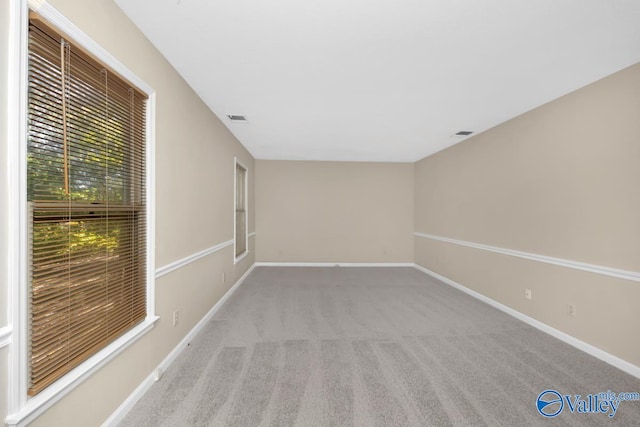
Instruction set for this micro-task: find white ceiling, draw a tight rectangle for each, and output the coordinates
[115,0,640,162]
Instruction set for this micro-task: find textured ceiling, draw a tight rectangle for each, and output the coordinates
[116,0,640,162]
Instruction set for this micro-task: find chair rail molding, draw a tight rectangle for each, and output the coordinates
[414,232,640,283]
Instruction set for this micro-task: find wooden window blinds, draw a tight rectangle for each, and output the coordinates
[27,15,148,395]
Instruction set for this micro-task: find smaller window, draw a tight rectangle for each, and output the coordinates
[235,161,248,260]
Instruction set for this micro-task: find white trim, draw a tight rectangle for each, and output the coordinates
[233,158,249,264]
[8,0,30,416]
[7,2,158,425]
[155,239,234,279]
[6,317,159,426]
[145,91,157,317]
[254,262,415,267]
[412,263,640,380]
[102,264,257,427]
[414,232,640,283]
[234,250,250,264]
[0,326,12,349]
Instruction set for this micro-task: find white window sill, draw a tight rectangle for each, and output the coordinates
[234,250,250,265]
[6,316,159,427]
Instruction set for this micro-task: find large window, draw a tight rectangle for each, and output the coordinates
[26,14,148,395]
[234,161,248,260]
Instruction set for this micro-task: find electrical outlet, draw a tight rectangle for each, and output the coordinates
[525,289,532,300]
[173,310,179,326]
[568,304,576,317]
[222,272,226,283]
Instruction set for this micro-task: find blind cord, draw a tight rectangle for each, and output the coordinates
[61,36,72,374]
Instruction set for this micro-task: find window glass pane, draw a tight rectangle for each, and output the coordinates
[235,164,247,257]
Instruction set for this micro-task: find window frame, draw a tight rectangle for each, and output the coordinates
[233,158,249,264]
[6,1,158,425]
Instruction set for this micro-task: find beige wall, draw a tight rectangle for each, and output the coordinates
[414,62,640,367]
[256,160,414,263]
[1,0,255,425]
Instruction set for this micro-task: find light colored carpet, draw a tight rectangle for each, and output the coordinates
[120,267,640,426]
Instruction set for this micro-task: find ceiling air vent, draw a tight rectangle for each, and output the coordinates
[227,115,248,122]
[454,130,473,136]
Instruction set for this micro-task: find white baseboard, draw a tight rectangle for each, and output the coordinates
[412,263,640,379]
[254,262,415,267]
[102,264,256,426]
